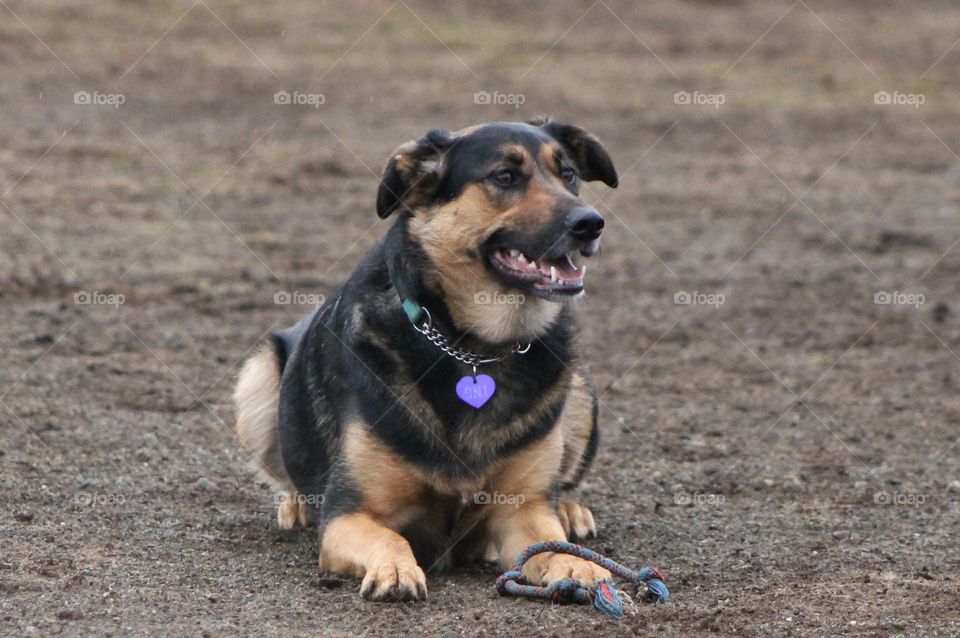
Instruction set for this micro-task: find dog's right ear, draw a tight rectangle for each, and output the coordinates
[376,129,453,219]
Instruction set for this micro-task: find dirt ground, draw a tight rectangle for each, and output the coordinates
[3,0,960,635]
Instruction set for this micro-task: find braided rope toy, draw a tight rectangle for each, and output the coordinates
[495,541,669,618]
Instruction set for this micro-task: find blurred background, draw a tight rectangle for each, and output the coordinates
[2,1,959,635]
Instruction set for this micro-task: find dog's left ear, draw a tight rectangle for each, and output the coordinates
[376,129,453,219]
[532,119,618,188]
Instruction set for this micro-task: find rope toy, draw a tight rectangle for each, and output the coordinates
[495,541,669,618]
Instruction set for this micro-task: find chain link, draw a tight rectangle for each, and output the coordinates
[411,307,530,368]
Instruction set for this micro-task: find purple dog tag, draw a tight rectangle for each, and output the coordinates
[456,374,496,409]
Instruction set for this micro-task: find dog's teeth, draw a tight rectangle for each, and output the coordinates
[509,249,520,258]
[517,252,527,263]
[529,260,538,271]
[550,266,557,283]
[581,264,586,276]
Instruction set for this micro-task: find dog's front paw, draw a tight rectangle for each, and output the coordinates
[360,558,428,602]
[557,499,597,540]
[526,553,611,587]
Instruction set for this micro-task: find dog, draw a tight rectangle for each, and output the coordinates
[234,117,618,601]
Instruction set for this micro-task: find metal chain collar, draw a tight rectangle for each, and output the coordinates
[411,305,530,372]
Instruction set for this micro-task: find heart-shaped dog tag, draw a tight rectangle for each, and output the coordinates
[456,374,496,409]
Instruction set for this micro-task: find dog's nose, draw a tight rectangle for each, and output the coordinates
[567,208,605,241]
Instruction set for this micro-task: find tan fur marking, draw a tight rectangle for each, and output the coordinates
[343,423,427,530]
[235,344,314,528]
[539,144,563,175]
[234,344,292,490]
[556,372,594,486]
[408,184,562,343]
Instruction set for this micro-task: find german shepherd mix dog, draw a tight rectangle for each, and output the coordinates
[234,118,618,601]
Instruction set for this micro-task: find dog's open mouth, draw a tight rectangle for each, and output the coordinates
[488,247,585,297]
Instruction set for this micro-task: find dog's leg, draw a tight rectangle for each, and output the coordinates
[319,512,427,601]
[487,429,611,586]
[489,498,610,585]
[235,342,312,529]
[276,493,310,530]
[555,371,600,540]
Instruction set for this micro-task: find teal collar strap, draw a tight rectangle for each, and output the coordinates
[401,298,426,326]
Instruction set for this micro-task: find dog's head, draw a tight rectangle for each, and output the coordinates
[377,119,617,342]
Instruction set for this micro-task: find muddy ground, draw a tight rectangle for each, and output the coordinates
[2,1,960,636]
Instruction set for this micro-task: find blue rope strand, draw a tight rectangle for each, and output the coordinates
[495,541,669,618]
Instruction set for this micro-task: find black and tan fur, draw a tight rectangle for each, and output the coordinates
[234,119,618,601]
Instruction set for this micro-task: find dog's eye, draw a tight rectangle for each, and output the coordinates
[561,166,578,186]
[490,169,517,187]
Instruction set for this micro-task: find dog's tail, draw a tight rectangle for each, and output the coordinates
[233,338,292,490]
